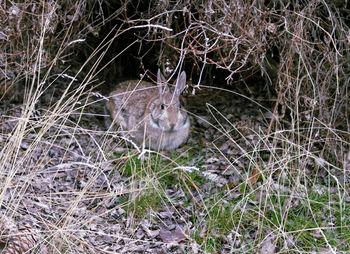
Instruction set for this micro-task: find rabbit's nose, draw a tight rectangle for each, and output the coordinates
[169,123,175,130]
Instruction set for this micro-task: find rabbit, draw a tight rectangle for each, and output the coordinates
[107,69,190,150]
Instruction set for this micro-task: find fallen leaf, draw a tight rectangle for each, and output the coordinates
[258,235,276,254]
[249,168,260,185]
[159,229,187,243]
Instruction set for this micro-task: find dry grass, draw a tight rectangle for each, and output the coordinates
[0,0,349,253]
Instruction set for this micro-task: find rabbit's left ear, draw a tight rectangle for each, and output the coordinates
[157,69,169,97]
[175,71,186,96]
[157,69,167,85]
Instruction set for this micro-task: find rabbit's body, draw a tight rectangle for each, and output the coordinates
[108,71,190,150]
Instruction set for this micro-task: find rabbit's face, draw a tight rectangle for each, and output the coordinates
[149,92,189,132]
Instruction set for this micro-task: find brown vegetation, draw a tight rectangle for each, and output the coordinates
[0,0,349,252]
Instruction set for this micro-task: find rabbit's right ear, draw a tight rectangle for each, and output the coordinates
[157,69,168,97]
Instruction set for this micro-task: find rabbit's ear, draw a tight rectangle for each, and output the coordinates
[157,69,166,84]
[175,71,186,96]
[157,69,168,97]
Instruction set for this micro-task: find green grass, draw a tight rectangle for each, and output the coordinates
[128,188,163,218]
[188,180,350,253]
[111,144,350,252]
[111,148,206,218]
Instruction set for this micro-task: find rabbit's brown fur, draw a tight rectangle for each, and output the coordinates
[108,70,190,150]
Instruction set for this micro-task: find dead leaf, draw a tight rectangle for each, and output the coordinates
[159,229,187,243]
[258,235,276,254]
[249,168,260,185]
[141,224,159,239]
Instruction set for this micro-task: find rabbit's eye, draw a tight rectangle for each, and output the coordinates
[160,104,165,110]
[179,104,182,109]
